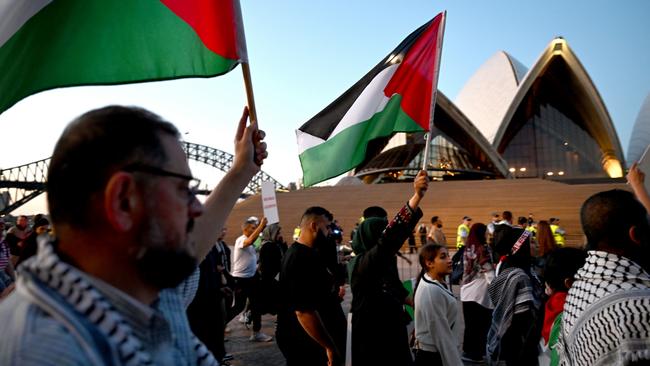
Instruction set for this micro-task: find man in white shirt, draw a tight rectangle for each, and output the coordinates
[230,216,272,342]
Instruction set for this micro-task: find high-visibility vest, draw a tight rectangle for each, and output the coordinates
[456,223,470,248]
[293,227,301,241]
[525,225,537,239]
[550,224,565,246]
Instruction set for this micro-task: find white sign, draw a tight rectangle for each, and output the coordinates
[261,181,279,225]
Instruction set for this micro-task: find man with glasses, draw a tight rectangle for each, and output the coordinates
[0,105,267,365]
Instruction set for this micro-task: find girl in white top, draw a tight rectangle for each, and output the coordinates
[414,244,462,366]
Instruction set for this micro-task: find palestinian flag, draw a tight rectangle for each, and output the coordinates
[0,0,246,115]
[297,12,445,187]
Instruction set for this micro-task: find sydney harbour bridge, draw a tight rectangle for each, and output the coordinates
[0,142,285,216]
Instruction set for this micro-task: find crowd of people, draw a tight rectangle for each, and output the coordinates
[0,105,648,366]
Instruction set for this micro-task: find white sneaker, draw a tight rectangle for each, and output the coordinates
[238,311,250,324]
[249,331,273,342]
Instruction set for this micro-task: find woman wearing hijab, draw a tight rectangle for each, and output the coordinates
[486,225,542,365]
[349,170,428,366]
[459,223,494,362]
[258,223,286,315]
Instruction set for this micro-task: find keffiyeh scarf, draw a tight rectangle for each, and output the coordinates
[486,266,536,363]
[559,251,650,366]
[19,239,218,366]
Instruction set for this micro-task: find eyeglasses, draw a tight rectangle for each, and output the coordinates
[123,163,201,203]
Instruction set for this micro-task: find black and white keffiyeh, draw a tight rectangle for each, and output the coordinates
[486,266,537,362]
[559,251,650,366]
[20,239,218,366]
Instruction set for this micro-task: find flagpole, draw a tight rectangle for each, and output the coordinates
[241,62,258,123]
[232,0,258,124]
[421,11,447,172]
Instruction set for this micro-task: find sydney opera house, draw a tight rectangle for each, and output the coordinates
[628,93,650,164]
[350,37,630,184]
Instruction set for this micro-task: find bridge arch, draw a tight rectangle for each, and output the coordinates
[0,141,285,215]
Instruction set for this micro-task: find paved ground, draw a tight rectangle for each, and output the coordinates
[221,251,485,366]
[223,287,353,366]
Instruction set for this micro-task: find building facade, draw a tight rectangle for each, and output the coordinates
[349,38,626,183]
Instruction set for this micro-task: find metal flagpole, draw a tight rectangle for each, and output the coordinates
[232,0,258,124]
[421,11,447,171]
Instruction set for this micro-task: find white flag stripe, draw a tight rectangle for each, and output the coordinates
[330,64,397,137]
[295,129,325,154]
[296,64,398,154]
[0,0,52,48]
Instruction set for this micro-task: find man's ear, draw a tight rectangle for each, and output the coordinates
[564,278,574,290]
[629,225,642,246]
[307,220,319,235]
[104,172,140,232]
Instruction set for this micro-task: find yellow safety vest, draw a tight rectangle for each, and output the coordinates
[550,224,565,246]
[456,223,470,249]
[525,225,537,239]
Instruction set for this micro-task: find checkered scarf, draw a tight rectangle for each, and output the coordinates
[486,267,537,363]
[20,239,219,366]
[559,251,650,366]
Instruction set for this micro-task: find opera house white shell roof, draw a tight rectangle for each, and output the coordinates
[627,93,650,164]
[455,51,528,144]
[457,38,625,178]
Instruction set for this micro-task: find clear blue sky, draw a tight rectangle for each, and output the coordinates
[1,0,649,212]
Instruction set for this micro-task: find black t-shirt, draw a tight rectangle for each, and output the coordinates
[277,242,345,361]
[5,233,21,256]
[259,240,284,283]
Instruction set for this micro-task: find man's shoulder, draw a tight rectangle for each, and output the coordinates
[6,227,20,236]
[566,290,650,365]
[0,293,88,365]
[590,289,650,318]
[234,234,248,248]
[568,285,650,338]
[286,242,312,255]
[282,243,314,266]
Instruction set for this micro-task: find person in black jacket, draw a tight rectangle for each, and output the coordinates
[349,170,429,366]
[187,228,234,364]
[258,223,286,315]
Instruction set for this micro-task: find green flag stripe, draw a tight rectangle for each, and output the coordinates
[299,95,424,186]
[0,1,237,114]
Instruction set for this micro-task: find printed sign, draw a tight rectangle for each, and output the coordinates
[261,181,279,224]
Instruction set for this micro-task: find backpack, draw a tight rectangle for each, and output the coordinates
[450,246,465,285]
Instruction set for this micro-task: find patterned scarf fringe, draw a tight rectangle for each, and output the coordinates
[22,240,218,366]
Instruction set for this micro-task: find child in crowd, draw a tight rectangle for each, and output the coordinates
[539,247,586,366]
[460,223,495,363]
[413,244,462,366]
[487,225,542,365]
